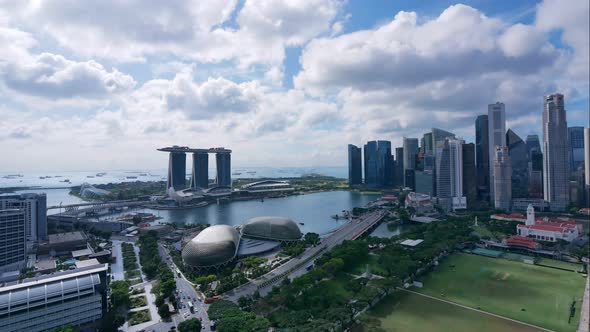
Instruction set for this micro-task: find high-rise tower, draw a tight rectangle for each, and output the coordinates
[543,93,569,211]
[475,115,490,202]
[493,146,512,211]
[215,150,232,187]
[488,102,506,202]
[190,152,209,189]
[347,144,362,186]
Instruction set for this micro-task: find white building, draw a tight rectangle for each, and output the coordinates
[0,193,47,242]
[0,264,108,332]
[516,204,582,242]
[488,102,506,202]
[493,146,512,210]
[543,93,570,211]
[436,137,466,210]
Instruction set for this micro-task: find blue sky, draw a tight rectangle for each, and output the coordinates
[0,0,588,172]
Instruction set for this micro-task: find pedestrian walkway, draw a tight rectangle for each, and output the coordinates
[578,274,589,332]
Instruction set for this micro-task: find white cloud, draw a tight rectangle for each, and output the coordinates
[1,53,136,99]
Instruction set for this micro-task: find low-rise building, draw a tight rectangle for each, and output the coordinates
[0,263,108,332]
[38,231,87,256]
[516,205,582,242]
[405,192,434,214]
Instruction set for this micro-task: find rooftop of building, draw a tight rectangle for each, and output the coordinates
[0,263,107,292]
[71,248,93,258]
[157,146,232,153]
[75,258,101,269]
[48,231,86,244]
[401,239,424,247]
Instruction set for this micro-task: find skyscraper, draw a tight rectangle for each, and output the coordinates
[168,150,187,190]
[488,102,506,202]
[584,128,590,207]
[347,144,362,186]
[506,129,529,198]
[529,150,543,198]
[436,138,465,210]
[363,141,392,188]
[462,143,477,210]
[0,209,26,272]
[415,170,434,196]
[395,147,404,187]
[403,138,419,187]
[0,193,47,243]
[493,146,512,210]
[543,93,570,211]
[422,132,434,154]
[475,115,490,202]
[215,151,232,187]
[190,152,209,189]
[568,126,585,172]
[525,134,541,157]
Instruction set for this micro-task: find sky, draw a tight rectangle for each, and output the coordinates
[0,0,588,172]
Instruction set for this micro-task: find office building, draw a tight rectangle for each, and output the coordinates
[436,138,466,210]
[347,144,362,186]
[404,169,415,190]
[0,193,47,243]
[488,102,506,202]
[584,128,590,206]
[215,150,231,187]
[0,264,108,332]
[525,134,541,157]
[543,93,569,211]
[415,170,434,196]
[395,147,404,187]
[462,143,477,210]
[403,138,419,186]
[422,132,433,154]
[569,126,585,172]
[378,141,394,186]
[506,129,529,198]
[190,152,209,189]
[431,128,455,148]
[493,146,512,211]
[529,150,544,198]
[475,115,490,202]
[0,209,26,272]
[363,141,392,188]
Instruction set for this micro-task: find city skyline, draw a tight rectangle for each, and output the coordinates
[1,0,588,172]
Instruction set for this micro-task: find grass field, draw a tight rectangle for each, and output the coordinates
[537,258,584,272]
[354,291,540,332]
[416,253,586,332]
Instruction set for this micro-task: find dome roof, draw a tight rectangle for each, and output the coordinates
[241,216,302,241]
[182,225,240,267]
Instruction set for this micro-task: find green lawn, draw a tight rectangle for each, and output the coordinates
[537,258,584,272]
[355,291,540,332]
[416,253,586,332]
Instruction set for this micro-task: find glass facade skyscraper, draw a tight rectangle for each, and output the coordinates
[506,129,529,198]
[403,138,419,187]
[568,126,585,172]
[543,93,569,211]
[462,143,477,210]
[475,115,490,202]
[363,141,392,188]
[347,144,362,185]
[488,102,506,203]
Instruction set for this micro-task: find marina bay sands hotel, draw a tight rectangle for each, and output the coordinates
[158,146,232,191]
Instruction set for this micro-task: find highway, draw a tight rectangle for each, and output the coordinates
[224,209,386,301]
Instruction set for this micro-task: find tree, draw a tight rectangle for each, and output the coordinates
[155,295,165,307]
[158,303,171,320]
[54,326,76,332]
[110,280,130,310]
[178,318,202,332]
[304,232,320,245]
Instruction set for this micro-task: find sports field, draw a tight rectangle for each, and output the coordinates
[416,253,587,332]
[355,291,540,332]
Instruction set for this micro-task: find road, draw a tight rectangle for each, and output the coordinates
[158,243,212,332]
[111,240,124,281]
[225,210,387,301]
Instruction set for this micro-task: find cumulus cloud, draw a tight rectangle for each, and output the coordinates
[1,53,136,99]
[295,4,558,94]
